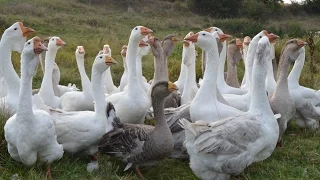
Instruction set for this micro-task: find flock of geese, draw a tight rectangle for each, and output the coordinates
[0,21,317,180]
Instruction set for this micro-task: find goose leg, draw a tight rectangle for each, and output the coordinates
[276,138,283,148]
[46,163,52,180]
[135,166,144,179]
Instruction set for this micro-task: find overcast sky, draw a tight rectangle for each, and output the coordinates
[283,0,304,4]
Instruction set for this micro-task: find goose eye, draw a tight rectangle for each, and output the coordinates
[27,42,30,45]
[52,39,54,41]
[14,28,17,30]
[215,29,217,31]
[155,38,158,40]
[135,27,138,30]
[259,36,262,38]
[203,34,206,36]
[100,56,102,59]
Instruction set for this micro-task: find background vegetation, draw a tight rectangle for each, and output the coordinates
[0,0,319,179]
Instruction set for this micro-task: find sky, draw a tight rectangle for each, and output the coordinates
[283,0,304,4]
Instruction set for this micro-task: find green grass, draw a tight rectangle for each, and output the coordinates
[1,0,320,179]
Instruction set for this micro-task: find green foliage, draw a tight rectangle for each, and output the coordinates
[303,0,320,14]
[187,0,243,18]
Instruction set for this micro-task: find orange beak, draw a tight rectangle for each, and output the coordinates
[184,33,199,43]
[218,33,232,42]
[236,38,243,48]
[105,56,117,65]
[140,26,153,35]
[33,36,47,54]
[297,39,307,48]
[204,27,213,33]
[146,36,155,45]
[18,22,35,37]
[56,38,66,46]
[267,33,280,43]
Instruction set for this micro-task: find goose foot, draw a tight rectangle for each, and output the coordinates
[87,155,99,172]
[135,166,144,179]
[46,163,52,180]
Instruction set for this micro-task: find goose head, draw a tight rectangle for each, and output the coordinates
[228,38,243,64]
[211,31,230,54]
[75,46,85,59]
[255,36,271,65]
[281,39,307,63]
[137,35,151,56]
[204,26,223,34]
[151,81,178,100]
[147,36,162,58]
[183,32,196,67]
[130,26,153,42]
[3,22,35,53]
[121,45,127,57]
[243,36,251,46]
[47,36,66,51]
[162,34,179,57]
[102,44,112,56]
[93,54,117,73]
[22,36,47,76]
[184,31,215,52]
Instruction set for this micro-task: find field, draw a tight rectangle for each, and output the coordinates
[0,0,320,179]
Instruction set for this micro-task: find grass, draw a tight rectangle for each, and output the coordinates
[0,0,320,179]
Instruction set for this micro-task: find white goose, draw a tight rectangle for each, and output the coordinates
[119,45,128,92]
[288,47,320,130]
[223,31,279,111]
[186,31,243,123]
[105,26,152,124]
[52,54,117,172]
[0,22,35,114]
[205,27,247,95]
[101,44,119,95]
[60,46,94,111]
[180,35,279,180]
[181,32,198,105]
[4,37,63,179]
[38,36,66,109]
[38,37,79,97]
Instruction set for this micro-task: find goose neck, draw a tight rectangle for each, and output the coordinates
[39,48,57,96]
[266,58,276,86]
[273,54,290,96]
[288,51,305,86]
[136,54,143,78]
[154,53,168,82]
[183,55,196,91]
[0,41,20,95]
[246,43,258,90]
[216,41,227,86]
[16,55,35,121]
[152,95,166,129]
[76,55,92,96]
[249,51,273,113]
[226,53,238,85]
[200,47,218,98]
[91,68,106,117]
[127,38,142,91]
